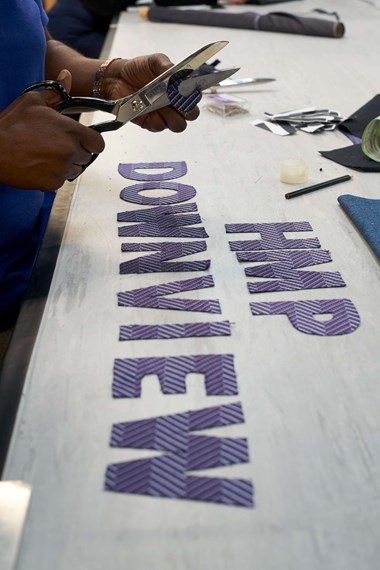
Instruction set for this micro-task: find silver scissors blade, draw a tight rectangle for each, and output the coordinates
[205,77,276,93]
[114,41,231,125]
[177,68,240,98]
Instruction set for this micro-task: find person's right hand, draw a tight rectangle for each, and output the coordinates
[0,70,105,192]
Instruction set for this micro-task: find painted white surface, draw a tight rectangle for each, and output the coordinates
[0,482,31,570]
[4,2,380,568]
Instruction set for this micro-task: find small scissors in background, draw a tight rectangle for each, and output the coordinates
[22,41,238,174]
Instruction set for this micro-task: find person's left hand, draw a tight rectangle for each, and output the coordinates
[102,54,200,133]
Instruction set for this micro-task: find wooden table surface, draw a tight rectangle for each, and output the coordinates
[2,1,380,568]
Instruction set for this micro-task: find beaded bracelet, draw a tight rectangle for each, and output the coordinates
[93,58,121,98]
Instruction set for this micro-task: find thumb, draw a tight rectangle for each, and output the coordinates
[57,69,73,93]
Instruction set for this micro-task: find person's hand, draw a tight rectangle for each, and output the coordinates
[103,54,200,133]
[0,70,105,191]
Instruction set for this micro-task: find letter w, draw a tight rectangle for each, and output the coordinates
[120,241,210,274]
[105,402,253,507]
[117,203,208,238]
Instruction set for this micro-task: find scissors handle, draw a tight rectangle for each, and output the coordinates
[22,80,117,114]
[22,80,124,177]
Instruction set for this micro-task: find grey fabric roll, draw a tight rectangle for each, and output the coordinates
[146,7,345,38]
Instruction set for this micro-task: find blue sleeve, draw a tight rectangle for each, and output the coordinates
[35,0,49,27]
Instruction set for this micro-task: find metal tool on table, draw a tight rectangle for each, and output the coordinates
[21,41,238,173]
[206,77,275,93]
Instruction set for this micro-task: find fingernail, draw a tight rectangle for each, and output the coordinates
[57,70,67,82]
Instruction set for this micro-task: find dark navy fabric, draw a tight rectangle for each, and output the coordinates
[338,194,380,261]
[0,0,53,331]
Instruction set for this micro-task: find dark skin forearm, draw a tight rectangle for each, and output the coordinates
[45,33,104,96]
[0,33,199,191]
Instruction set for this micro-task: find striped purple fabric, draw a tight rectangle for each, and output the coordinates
[117,275,221,313]
[120,181,196,205]
[117,203,197,223]
[105,455,253,507]
[167,76,202,112]
[117,205,208,238]
[227,221,321,250]
[247,271,345,293]
[111,402,245,449]
[112,354,238,398]
[120,241,210,274]
[118,213,207,238]
[118,161,187,181]
[105,402,253,507]
[119,320,231,341]
[236,249,331,265]
[250,298,360,335]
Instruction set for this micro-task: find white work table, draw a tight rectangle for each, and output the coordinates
[1,1,380,569]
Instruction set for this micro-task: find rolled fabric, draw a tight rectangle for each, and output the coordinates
[143,7,345,38]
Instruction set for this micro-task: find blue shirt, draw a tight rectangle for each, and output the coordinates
[0,0,54,331]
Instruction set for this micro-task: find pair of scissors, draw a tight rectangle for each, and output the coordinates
[22,41,238,173]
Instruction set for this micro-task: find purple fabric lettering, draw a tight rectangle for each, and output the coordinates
[120,241,210,274]
[118,203,197,223]
[234,247,344,293]
[236,250,331,265]
[105,402,253,507]
[119,320,231,340]
[112,354,238,397]
[227,221,321,250]
[118,161,187,181]
[247,271,345,293]
[118,204,208,238]
[117,275,221,313]
[120,181,196,205]
[250,299,360,335]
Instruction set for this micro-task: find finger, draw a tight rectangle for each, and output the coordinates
[78,125,106,155]
[56,69,73,93]
[138,111,169,133]
[74,146,94,167]
[148,53,174,76]
[181,105,200,122]
[67,163,84,181]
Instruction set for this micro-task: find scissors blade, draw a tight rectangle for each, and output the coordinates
[220,77,275,87]
[178,68,240,97]
[115,41,230,124]
[204,77,276,93]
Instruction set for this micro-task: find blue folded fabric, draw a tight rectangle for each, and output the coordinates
[338,194,380,260]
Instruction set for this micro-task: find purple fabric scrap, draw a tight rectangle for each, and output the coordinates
[250,298,360,335]
[120,241,210,274]
[105,402,253,507]
[118,161,187,181]
[226,221,321,250]
[118,275,221,313]
[167,75,202,113]
[119,320,231,341]
[120,181,196,205]
[112,354,238,398]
